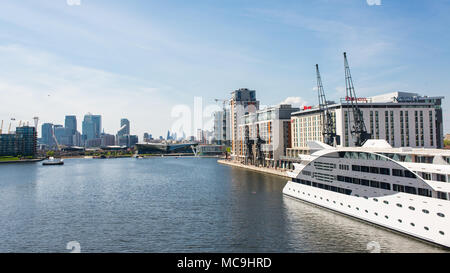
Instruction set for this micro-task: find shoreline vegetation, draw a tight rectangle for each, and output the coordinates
[0,156,45,164]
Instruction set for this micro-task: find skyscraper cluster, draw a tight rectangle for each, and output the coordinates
[39,114,139,149]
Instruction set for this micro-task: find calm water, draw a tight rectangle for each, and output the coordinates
[0,157,447,253]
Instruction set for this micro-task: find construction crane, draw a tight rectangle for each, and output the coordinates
[214,99,229,112]
[343,52,371,146]
[51,126,62,151]
[316,64,336,146]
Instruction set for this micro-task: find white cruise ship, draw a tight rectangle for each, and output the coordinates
[283,140,450,248]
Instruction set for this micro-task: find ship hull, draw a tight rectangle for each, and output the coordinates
[283,181,450,248]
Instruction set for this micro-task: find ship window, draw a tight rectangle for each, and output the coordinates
[361,166,370,173]
[439,231,445,235]
[437,192,448,200]
[363,196,368,199]
[385,215,389,219]
[411,223,415,227]
[380,182,391,190]
[418,188,431,197]
[370,167,379,174]
[405,186,417,195]
[404,170,416,178]
[398,219,402,223]
[437,213,445,218]
[352,178,361,185]
[436,174,446,182]
[340,203,343,206]
[409,206,415,211]
[361,180,370,186]
[348,205,351,208]
[373,198,379,202]
[374,212,378,216]
[365,210,368,213]
[393,169,404,177]
[356,207,359,210]
[380,168,390,175]
[345,177,352,183]
[393,184,405,193]
[337,176,345,182]
[422,209,429,214]
[397,203,403,208]
[370,181,380,188]
[383,201,389,204]
[358,153,368,160]
[424,227,429,231]
[352,165,361,172]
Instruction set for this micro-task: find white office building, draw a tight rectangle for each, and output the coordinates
[288,92,444,158]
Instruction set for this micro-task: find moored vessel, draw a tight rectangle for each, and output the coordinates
[283,140,450,248]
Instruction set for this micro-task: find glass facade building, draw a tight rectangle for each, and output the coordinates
[0,126,37,157]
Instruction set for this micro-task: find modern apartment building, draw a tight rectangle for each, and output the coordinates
[230,88,259,160]
[236,104,299,168]
[213,108,230,145]
[0,126,37,157]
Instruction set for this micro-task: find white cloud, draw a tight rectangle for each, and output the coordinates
[279,96,308,108]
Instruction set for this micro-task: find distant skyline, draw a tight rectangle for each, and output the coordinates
[0,0,449,138]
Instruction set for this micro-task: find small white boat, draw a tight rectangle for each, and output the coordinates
[42,157,64,166]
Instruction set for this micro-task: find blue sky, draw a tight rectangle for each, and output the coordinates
[0,0,449,138]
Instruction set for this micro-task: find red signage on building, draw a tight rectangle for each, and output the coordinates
[345,96,368,102]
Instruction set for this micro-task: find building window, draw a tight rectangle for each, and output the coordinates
[405,111,410,146]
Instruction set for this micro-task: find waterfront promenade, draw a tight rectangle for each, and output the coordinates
[217,159,289,178]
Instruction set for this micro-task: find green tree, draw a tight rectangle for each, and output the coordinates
[444,139,450,147]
